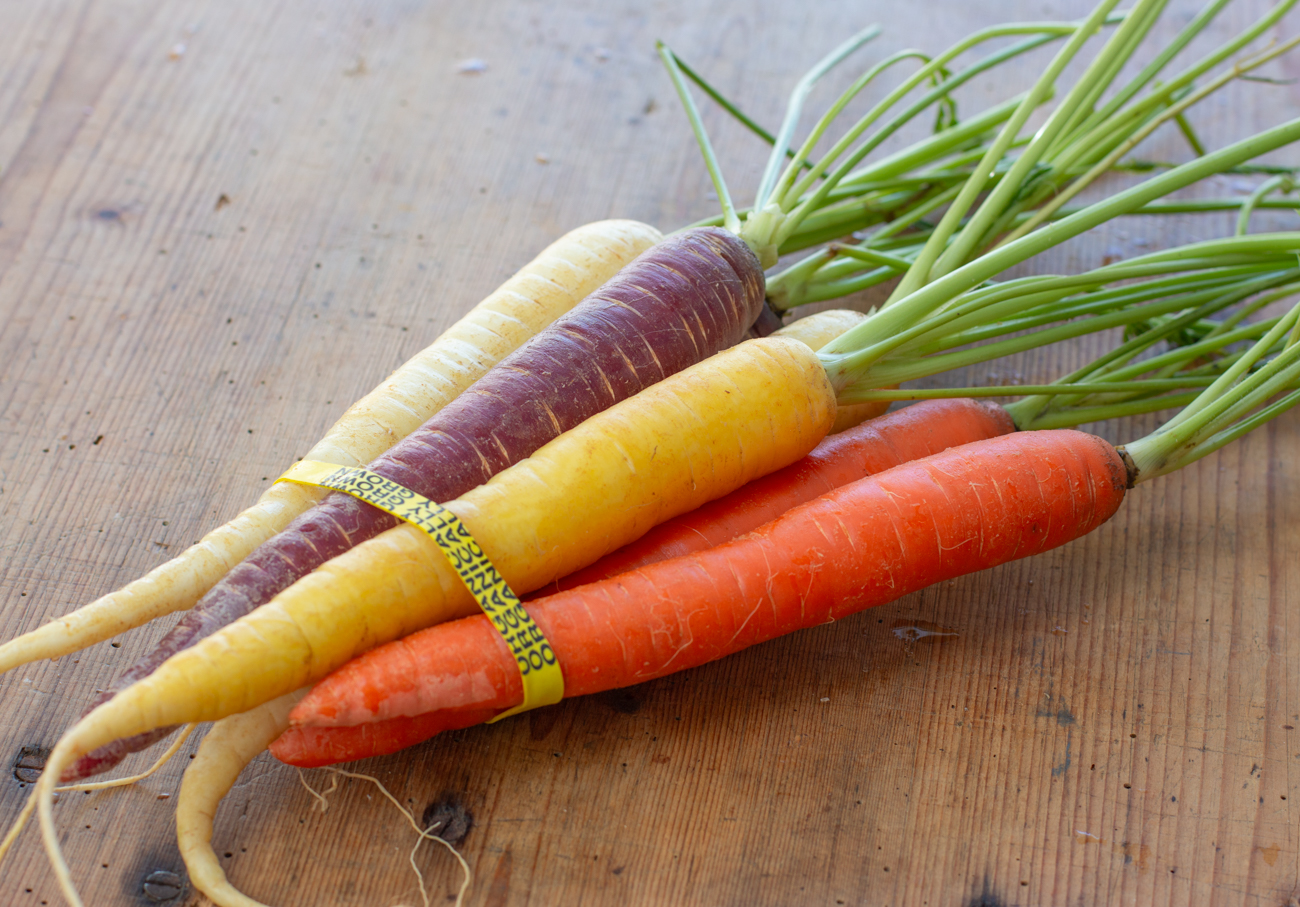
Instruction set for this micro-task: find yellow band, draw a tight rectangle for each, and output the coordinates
[276,460,564,722]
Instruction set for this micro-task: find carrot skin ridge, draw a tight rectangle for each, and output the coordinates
[291,430,1126,730]
[68,226,763,780]
[534,397,1016,595]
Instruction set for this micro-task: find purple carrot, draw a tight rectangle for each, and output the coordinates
[66,226,763,780]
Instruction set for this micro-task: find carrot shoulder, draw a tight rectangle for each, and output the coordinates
[290,429,1126,728]
[0,219,661,674]
[773,308,888,431]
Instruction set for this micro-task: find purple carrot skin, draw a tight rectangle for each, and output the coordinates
[68,226,763,780]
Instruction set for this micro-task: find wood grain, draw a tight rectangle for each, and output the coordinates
[1,2,1298,905]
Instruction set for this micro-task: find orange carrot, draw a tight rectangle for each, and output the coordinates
[287,429,1126,731]
[530,396,1014,597]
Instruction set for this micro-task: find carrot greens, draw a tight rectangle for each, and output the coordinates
[664,0,1300,313]
[831,234,1300,404]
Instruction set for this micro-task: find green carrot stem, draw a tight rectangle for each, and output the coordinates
[863,291,1264,388]
[1178,387,1300,465]
[840,379,1217,404]
[979,256,1296,331]
[688,123,1003,243]
[775,265,900,309]
[753,26,882,214]
[1050,0,1230,156]
[774,187,928,248]
[1088,315,1285,384]
[914,267,1289,354]
[847,242,1300,366]
[928,0,1159,280]
[932,265,1274,340]
[1174,111,1208,157]
[851,185,960,244]
[1155,282,1300,350]
[1168,357,1300,438]
[1126,363,1300,480]
[1237,175,1296,235]
[1004,276,1296,424]
[770,49,931,212]
[752,29,1067,259]
[1003,35,1300,245]
[1050,0,1297,179]
[777,31,1070,216]
[1178,328,1300,432]
[844,285,1287,403]
[830,98,1027,189]
[907,251,1289,334]
[1150,302,1300,436]
[1044,0,1166,148]
[991,1,1297,247]
[774,198,1300,296]
[817,118,1300,388]
[1010,312,1296,429]
[1123,305,1300,478]
[671,56,807,169]
[1021,391,1206,430]
[1127,199,1300,215]
[884,3,1122,304]
[657,43,740,234]
[820,244,913,272]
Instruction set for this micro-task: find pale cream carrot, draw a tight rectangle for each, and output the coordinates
[175,691,306,907]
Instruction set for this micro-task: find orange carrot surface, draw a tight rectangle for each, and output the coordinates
[290,429,1127,730]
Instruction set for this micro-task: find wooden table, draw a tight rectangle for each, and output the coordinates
[2,2,1298,904]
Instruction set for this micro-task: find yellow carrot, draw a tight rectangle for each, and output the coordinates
[0,219,661,675]
[32,335,835,906]
[772,308,886,431]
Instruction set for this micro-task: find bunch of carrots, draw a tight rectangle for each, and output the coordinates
[169,253,1300,907]
[4,2,1300,905]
